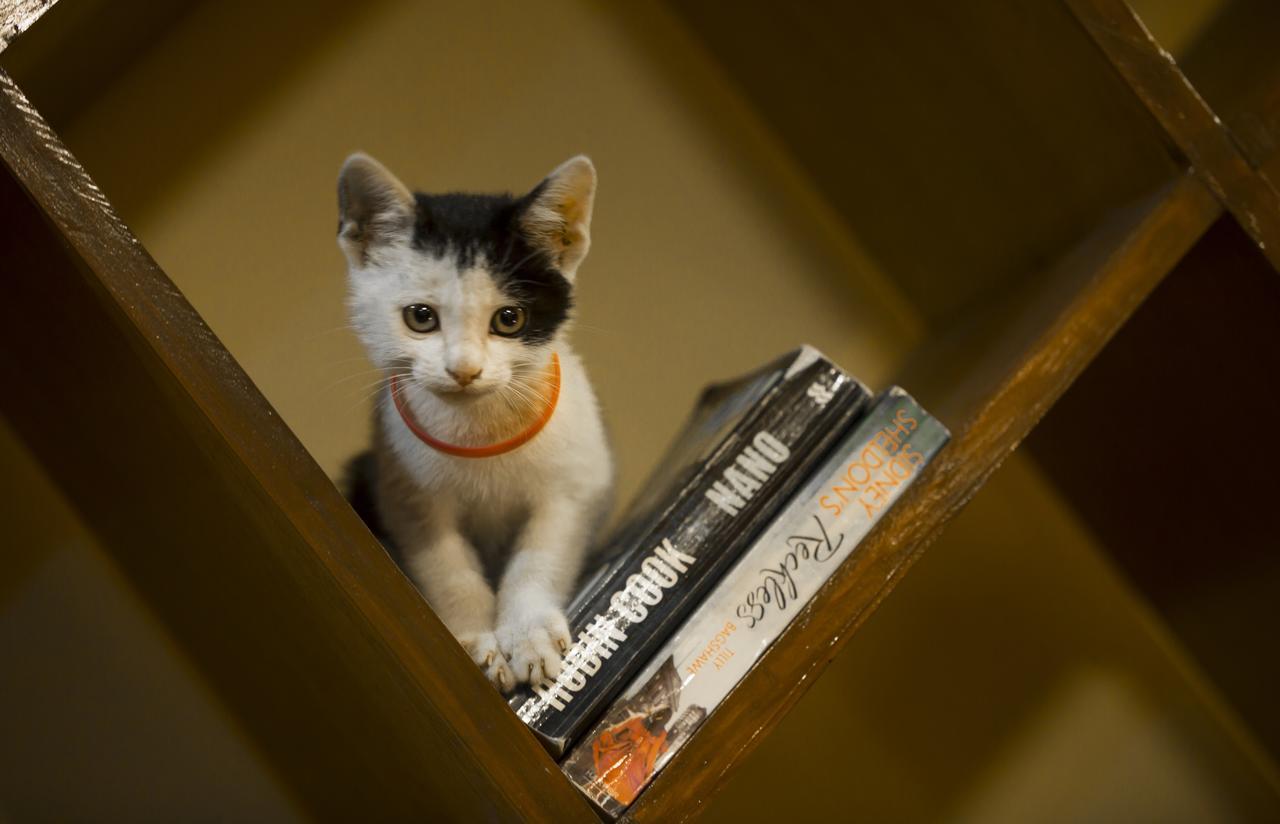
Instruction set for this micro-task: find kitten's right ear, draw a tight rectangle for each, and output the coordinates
[337,152,414,267]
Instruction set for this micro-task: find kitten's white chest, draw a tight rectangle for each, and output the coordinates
[378,362,611,578]
[378,350,610,517]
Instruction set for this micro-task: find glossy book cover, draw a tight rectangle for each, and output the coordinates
[511,346,872,755]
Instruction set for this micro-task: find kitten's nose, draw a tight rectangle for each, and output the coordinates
[447,367,482,387]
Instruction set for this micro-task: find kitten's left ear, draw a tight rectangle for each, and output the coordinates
[520,155,596,281]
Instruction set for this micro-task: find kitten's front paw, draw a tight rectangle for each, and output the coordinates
[496,606,572,685]
[458,630,515,693]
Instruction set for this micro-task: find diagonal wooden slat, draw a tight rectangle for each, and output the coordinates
[1065,0,1280,272]
[0,0,57,52]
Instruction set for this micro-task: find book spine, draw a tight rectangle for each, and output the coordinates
[562,388,949,817]
[566,361,786,616]
[513,358,871,755]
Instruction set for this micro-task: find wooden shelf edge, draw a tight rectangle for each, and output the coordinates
[1064,0,1280,272]
[625,172,1221,822]
[0,0,59,52]
[0,69,594,822]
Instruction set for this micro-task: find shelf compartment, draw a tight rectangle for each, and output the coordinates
[0,71,595,823]
[1028,214,1280,766]
[626,173,1222,821]
[0,0,1260,819]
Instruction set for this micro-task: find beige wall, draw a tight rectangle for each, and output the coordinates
[58,0,919,506]
[3,0,1276,819]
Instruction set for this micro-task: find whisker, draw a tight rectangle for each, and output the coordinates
[325,366,406,391]
[333,366,415,409]
[347,373,409,398]
[512,374,559,392]
[499,248,545,276]
[352,378,398,409]
[568,322,613,336]
[498,387,524,418]
[328,363,411,383]
[300,323,366,344]
[502,382,542,417]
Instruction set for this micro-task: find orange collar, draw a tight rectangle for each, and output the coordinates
[390,353,561,458]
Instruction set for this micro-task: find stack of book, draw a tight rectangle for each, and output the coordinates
[509,346,950,818]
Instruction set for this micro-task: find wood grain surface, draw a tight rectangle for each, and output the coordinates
[0,0,56,51]
[1066,0,1280,272]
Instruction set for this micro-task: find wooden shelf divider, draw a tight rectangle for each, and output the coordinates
[1066,0,1280,271]
[0,0,54,51]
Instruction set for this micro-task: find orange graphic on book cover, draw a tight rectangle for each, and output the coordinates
[591,708,673,806]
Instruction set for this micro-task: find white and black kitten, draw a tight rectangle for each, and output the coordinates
[338,154,613,691]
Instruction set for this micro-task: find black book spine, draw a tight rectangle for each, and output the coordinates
[514,357,870,754]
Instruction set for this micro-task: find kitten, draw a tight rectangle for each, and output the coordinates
[337,153,614,691]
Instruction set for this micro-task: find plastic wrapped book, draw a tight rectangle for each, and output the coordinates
[511,346,873,755]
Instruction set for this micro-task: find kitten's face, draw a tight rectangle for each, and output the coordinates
[338,155,595,402]
[348,238,561,399]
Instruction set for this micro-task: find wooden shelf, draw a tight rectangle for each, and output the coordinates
[2,1,1278,820]
[627,171,1221,823]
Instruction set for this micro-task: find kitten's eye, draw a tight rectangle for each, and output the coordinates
[403,304,438,333]
[490,306,527,337]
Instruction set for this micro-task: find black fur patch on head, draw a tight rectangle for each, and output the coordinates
[411,189,572,345]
